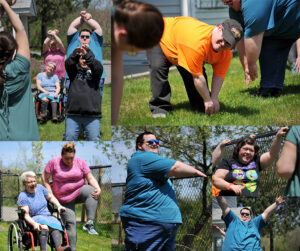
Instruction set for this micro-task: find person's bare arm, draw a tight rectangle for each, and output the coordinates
[295,38,300,73]
[85,172,101,199]
[244,32,264,82]
[54,81,60,98]
[193,75,214,115]
[216,196,230,217]
[260,127,289,170]
[0,0,30,60]
[262,196,284,222]
[84,17,102,36]
[41,171,53,195]
[111,47,124,125]
[167,161,207,178]
[67,16,83,35]
[277,141,297,180]
[43,36,51,54]
[52,33,66,54]
[20,206,42,232]
[36,79,49,95]
[236,38,251,85]
[213,225,226,237]
[213,169,242,195]
[212,139,231,167]
[46,193,66,213]
[210,74,224,114]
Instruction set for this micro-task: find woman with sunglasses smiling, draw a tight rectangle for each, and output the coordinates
[212,127,288,196]
[120,131,207,251]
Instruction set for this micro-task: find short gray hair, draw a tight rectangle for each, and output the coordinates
[47,61,56,70]
[20,171,37,185]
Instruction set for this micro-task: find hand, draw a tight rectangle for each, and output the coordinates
[91,188,101,199]
[58,206,66,214]
[33,222,42,232]
[276,127,289,138]
[229,184,242,195]
[211,98,220,114]
[294,57,300,73]
[275,196,285,205]
[244,67,251,86]
[213,224,221,231]
[83,12,92,21]
[204,100,214,115]
[76,45,87,56]
[54,93,58,98]
[219,139,231,148]
[54,29,59,35]
[248,63,258,81]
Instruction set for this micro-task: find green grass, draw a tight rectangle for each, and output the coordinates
[38,84,111,141]
[1,221,111,251]
[117,55,300,126]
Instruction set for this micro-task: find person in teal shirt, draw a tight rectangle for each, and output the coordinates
[277,126,300,196]
[223,0,300,97]
[217,196,284,250]
[0,0,39,140]
[120,131,207,251]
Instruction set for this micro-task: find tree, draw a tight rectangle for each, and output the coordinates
[32,142,44,175]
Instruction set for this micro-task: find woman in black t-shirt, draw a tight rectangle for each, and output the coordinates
[212,127,288,196]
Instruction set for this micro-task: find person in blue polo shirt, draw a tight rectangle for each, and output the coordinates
[217,196,284,250]
[119,131,207,251]
[222,0,300,97]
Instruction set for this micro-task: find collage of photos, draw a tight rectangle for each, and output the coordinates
[0,0,299,251]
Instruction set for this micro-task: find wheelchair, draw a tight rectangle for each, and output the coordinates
[8,202,69,251]
[34,78,66,124]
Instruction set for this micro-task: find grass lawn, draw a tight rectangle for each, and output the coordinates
[117,55,300,126]
[1,221,111,251]
[38,84,111,141]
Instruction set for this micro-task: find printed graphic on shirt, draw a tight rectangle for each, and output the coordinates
[232,161,256,170]
[233,180,245,190]
[232,169,245,180]
[245,182,257,193]
[246,170,258,181]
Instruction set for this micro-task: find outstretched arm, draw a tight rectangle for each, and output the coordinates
[213,225,226,237]
[212,139,231,168]
[167,161,207,178]
[81,11,102,35]
[262,196,284,222]
[260,127,289,170]
[216,196,230,217]
[277,141,297,180]
[0,0,29,60]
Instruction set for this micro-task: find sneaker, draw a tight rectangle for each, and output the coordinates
[251,88,281,98]
[152,113,166,118]
[83,221,99,235]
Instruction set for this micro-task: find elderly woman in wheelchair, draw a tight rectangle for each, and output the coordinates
[17,171,71,251]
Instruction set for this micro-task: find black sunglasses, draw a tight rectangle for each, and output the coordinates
[145,139,159,145]
[80,35,90,39]
[241,212,250,217]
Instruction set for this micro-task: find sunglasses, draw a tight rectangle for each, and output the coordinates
[80,35,90,39]
[241,212,250,217]
[224,0,233,5]
[145,139,159,145]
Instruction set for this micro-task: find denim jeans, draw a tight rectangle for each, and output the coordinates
[65,116,100,141]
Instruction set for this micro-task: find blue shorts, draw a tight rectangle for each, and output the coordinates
[121,217,180,251]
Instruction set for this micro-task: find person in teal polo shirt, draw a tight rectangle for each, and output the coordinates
[0,0,39,140]
[277,126,300,196]
[120,131,207,251]
[217,196,284,250]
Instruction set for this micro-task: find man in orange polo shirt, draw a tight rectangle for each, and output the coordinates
[147,17,243,118]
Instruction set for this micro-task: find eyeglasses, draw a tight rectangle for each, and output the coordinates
[127,51,138,57]
[224,0,233,5]
[241,212,250,217]
[80,35,90,39]
[145,139,159,145]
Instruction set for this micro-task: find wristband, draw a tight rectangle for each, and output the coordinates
[226,183,232,191]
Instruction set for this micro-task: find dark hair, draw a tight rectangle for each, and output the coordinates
[240,207,252,217]
[61,142,76,155]
[80,29,92,36]
[114,0,164,49]
[233,137,259,161]
[0,31,17,66]
[136,131,155,150]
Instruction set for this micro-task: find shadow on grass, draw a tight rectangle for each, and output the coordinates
[173,101,259,116]
[239,83,300,96]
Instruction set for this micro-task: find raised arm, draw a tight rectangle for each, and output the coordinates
[51,32,66,54]
[167,161,207,178]
[67,16,83,35]
[216,196,230,217]
[277,141,297,180]
[260,127,289,170]
[0,0,30,60]
[82,12,102,36]
[42,36,51,54]
[262,196,284,222]
[212,139,231,168]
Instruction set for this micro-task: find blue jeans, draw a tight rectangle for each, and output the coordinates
[121,217,180,251]
[259,38,295,90]
[65,116,100,141]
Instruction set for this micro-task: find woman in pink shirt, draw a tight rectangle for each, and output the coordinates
[42,142,101,251]
[43,29,66,84]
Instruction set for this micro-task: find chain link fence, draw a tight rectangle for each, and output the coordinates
[217,131,287,196]
[112,177,212,251]
[0,165,111,223]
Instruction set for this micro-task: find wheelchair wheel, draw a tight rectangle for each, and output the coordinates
[8,222,23,251]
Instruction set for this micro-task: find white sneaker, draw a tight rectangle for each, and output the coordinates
[152,113,166,118]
